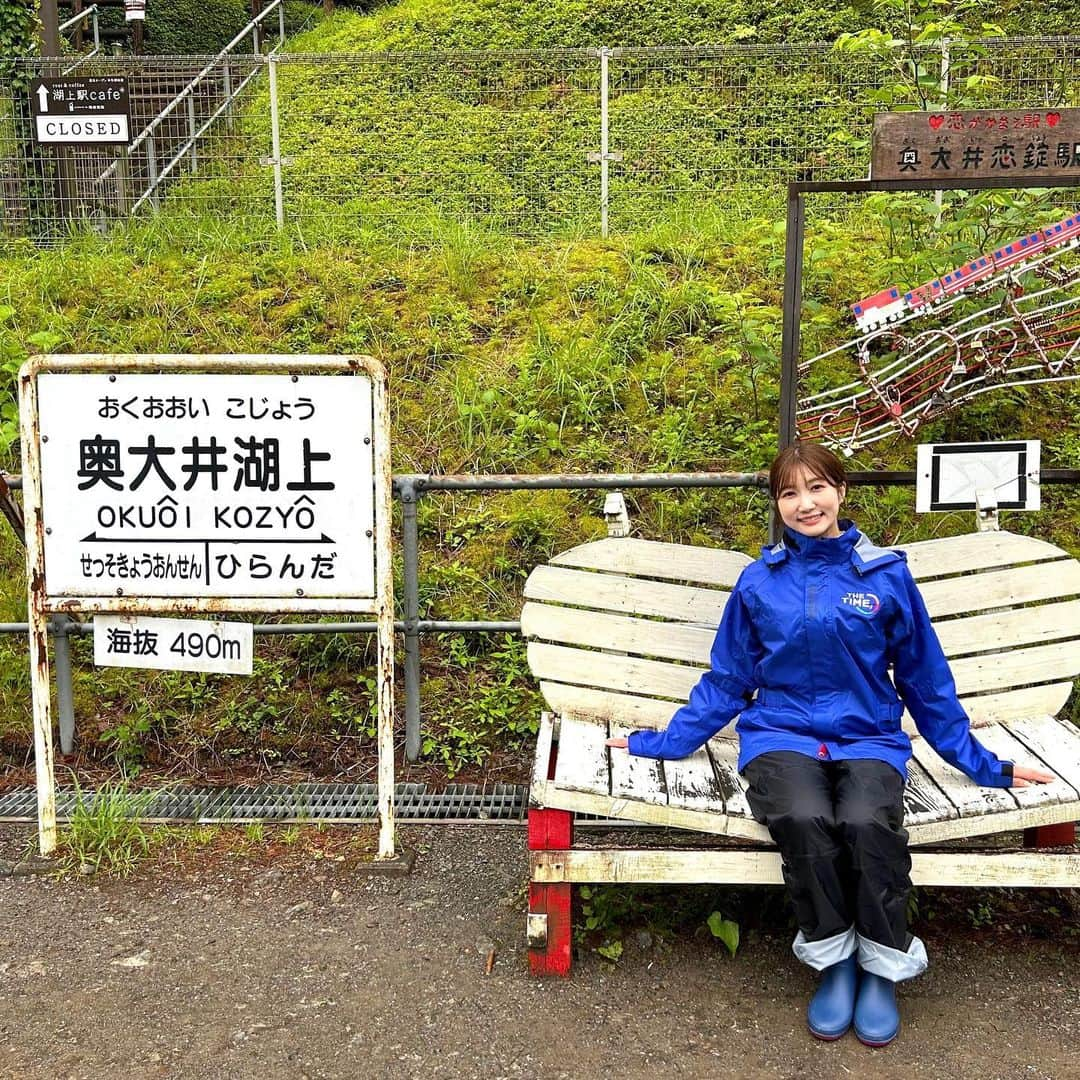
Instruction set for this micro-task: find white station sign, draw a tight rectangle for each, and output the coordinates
[36,373,375,599]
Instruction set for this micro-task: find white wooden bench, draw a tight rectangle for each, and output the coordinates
[522,530,1080,975]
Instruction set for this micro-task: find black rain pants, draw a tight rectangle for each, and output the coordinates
[742,750,912,952]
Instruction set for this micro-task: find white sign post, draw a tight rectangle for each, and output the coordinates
[19,356,397,859]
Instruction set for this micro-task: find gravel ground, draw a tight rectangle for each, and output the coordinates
[0,823,1076,1080]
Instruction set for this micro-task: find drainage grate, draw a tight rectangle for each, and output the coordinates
[0,783,531,824]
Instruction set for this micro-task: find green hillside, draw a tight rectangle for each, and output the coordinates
[293,0,1079,51]
[2,0,1079,781]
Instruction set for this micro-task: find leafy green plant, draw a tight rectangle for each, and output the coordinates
[707,911,740,956]
[58,778,153,877]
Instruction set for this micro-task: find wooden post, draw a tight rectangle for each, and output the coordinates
[72,0,85,52]
[1023,823,1076,848]
[324,0,335,13]
[527,728,574,976]
[250,0,264,52]
[40,0,61,55]
[40,0,79,224]
[527,806,574,976]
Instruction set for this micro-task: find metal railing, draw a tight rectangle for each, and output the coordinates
[0,4,285,240]
[59,5,102,75]
[2,466,1079,764]
[98,0,287,213]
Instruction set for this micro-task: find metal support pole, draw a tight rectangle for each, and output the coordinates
[779,185,804,451]
[400,479,422,762]
[278,0,286,46]
[187,96,198,173]
[775,184,805,543]
[52,616,76,755]
[147,133,160,209]
[599,47,610,240]
[267,55,285,228]
[251,0,264,52]
[115,143,130,215]
[223,59,233,130]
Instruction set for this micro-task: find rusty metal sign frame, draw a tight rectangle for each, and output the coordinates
[18,354,397,859]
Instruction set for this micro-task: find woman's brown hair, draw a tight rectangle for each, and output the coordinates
[768,442,847,501]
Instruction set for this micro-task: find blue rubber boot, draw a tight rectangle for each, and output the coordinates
[854,971,900,1047]
[806,954,858,1040]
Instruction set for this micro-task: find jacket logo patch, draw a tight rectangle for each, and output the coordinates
[841,591,881,616]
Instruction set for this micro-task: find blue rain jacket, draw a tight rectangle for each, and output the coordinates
[628,521,1013,787]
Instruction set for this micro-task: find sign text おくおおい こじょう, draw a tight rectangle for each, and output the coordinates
[30,77,131,146]
[35,373,375,599]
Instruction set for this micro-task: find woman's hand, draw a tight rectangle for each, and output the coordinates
[605,738,628,749]
[1010,764,1056,788]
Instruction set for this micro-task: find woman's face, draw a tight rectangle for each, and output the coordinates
[776,465,845,539]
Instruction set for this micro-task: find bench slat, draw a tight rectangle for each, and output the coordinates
[523,603,715,665]
[707,738,754,818]
[918,560,1080,618]
[552,538,752,586]
[1005,714,1080,796]
[975,723,1080,810]
[902,756,958,826]
[900,531,1069,579]
[909,726,1019,817]
[553,713,610,796]
[529,642,702,701]
[610,720,667,803]
[525,565,727,624]
[950,641,1080,696]
[960,683,1076,726]
[662,747,727,813]
[934,599,1080,658]
[540,682,689,731]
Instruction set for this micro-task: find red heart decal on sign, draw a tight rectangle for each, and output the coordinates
[1047,112,1061,127]
[929,114,945,130]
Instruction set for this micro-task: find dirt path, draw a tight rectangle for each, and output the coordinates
[0,824,1076,1080]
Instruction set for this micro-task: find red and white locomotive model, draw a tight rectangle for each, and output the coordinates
[850,214,1080,333]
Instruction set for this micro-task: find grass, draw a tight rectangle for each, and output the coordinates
[57,778,154,877]
[2,197,1080,777]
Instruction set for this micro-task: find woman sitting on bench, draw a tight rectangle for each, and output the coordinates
[606,442,1052,1047]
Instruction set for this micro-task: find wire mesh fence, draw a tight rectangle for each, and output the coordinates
[3,37,1080,247]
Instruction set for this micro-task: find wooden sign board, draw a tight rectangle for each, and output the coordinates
[872,109,1080,183]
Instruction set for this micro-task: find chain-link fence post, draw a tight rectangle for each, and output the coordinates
[146,133,160,209]
[114,143,130,214]
[223,57,234,131]
[267,55,285,228]
[599,46,611,238]
[51,616,76,756]
[187,95,199,173]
